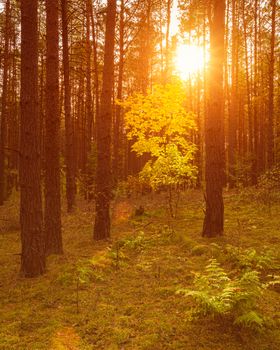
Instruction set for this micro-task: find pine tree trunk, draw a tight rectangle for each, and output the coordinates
[267,0,276,169]
[228,0,238,187]
[252,0,259,184]
[93,0,117,240]
[0,0,11,205]
[20,0,45,277]
[45,0,63,255]
[242,0,253,158]
[89,1,99,140]
[113,0,125,184]
[61,0,76,212]
[202,0,225,238]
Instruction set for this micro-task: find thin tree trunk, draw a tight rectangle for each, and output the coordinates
[89,0,99,140]
[61,0,76,212]
[45,0,63,255]
[267,0,276,168]
[20,0,45,277]
[242,0,253,156]
[0,0,11,205]
[83,0,94,200]
[93,0,117,240]
[164,0,172,81]
[252,0,259,184]
[228,0,238,187]
[113,0,125,184]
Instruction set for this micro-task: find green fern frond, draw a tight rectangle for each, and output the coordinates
[234,311,264,330]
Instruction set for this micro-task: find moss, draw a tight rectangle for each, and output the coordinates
[1,191,280,349]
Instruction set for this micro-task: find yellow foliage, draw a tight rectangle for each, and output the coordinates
[120,81,198,189]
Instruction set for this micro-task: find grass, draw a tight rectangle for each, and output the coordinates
[0,189,280,349]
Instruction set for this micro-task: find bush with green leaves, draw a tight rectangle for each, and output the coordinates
[176,259,268,330]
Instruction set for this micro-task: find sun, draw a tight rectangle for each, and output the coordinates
[174,44,205,79]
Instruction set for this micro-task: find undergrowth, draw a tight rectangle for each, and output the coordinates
[1,190,280,349]
[176,258,278,331]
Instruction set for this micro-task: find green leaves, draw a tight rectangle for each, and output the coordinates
[176,259,268,330]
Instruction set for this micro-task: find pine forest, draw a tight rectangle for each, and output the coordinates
[0,0,280,349]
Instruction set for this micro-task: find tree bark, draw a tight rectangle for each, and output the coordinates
[45,0,63,255]
[93,0,117,240]
[228,0,238,187]
[267,0,276,168]
[20,0,45,277]
[61,0,76,212]
[252,0,259,184]
[113,0,125,184]
[0,0,11,205]
[202,0,225,238]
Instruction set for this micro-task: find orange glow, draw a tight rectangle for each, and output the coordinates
[174,44,205,79]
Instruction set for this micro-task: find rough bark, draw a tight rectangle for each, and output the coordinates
[242,0,253,156]
[93,0,117,240]
[267,0,276,168]
[20,0,45,277]
[252,0,259,184]
[45,0,63,255]
[0,0,11,205]
[89,0,99,140]
[228,0,238,187]
[202,0,225,238]
[61,0,76,212]
[113,0,125,183]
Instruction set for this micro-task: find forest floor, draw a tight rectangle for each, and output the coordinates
[0,189,280,350]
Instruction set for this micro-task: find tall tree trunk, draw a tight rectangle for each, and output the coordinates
[242,0,253,157]
[86,0,93,152]
[45,0,63,255]
[164,0,172,81]
[141,0,151,94]
[20,0,45,277]
[267,0,276,168]
[252,0,259,184]
[0,0,11,205]
[202,0,225,238]
[61,0,76,212]
[89,0,99,140]
[93,0,117,240]
[228,0,238,187]
[113,0,125,184]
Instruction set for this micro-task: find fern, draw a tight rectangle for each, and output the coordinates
[225,245,280,272]
[177,259,267,330]
[234,311,264,330]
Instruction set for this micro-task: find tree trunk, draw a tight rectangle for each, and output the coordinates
[61,0,76,212]
[252,0,259,184]
[202,0,225,238]
[20,0,45,277]
[113,0,125,184]
[228,0,238,187]
[89,0,99,140]
[267,0,276,168]
[164,0,172,81]
[45,0,63,255]
[93,0,117,240]
[242,0,253,158]
[0,0,11,205]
